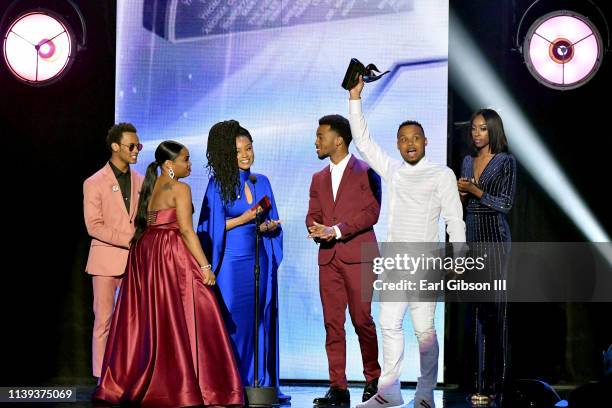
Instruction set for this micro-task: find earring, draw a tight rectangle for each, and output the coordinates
[168,168,175,179]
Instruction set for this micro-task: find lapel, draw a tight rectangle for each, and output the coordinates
[102,163,128,216]
[333,155,355,208]
[321,166,334,212]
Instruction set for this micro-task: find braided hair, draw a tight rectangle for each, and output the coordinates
[206,120,252,204]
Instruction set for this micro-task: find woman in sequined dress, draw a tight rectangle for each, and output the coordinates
[458,109,516,407]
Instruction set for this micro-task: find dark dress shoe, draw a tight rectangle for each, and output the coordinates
[362,377,379,402]
[313,387,350,406]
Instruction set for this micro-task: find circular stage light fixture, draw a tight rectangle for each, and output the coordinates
[523,10,604,90]
[3,10,76,85]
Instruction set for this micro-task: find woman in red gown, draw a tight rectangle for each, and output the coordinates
[93,141,243,407]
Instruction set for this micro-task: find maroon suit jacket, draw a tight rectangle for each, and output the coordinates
[306,155,382,265]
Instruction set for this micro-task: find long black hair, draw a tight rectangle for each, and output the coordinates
[206,120,252,204]
[470,108,509,156]
[132,140,185,243]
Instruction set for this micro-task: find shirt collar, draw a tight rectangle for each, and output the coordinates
[401,156,428,169]
[329,152,352,172]
[109,161,130,177]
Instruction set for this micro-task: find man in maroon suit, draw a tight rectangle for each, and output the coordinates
[307,114,382,406]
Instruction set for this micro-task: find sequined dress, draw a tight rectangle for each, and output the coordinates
[461,152,516,404]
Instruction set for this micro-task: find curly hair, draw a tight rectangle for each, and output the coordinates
[206,120,252,204]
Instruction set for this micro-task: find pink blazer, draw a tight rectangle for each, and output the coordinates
[83,163,144,276]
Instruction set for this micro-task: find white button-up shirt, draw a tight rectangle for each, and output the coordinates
[330,152,352,201]
[329,153,352,239]
[348,99,465,243]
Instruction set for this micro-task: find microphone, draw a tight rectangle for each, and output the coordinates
[243,174,276,401]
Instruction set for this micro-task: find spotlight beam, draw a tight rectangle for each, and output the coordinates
[450,10,610,249]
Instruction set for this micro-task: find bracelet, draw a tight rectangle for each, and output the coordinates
[200,264,212,270]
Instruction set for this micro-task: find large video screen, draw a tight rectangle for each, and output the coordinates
[116,0,448,382]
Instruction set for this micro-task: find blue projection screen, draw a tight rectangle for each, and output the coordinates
[116,0,448,382]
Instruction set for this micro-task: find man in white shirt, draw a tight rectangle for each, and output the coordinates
[349,77,466,408]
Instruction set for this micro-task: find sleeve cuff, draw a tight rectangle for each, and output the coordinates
[333,225,342,239]
[479,192,491,207]
[349,98,363,115]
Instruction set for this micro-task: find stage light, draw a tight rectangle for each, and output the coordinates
[3,11,74,85]
[1,1,86,86]
[515,1,610,90]
[450,11,611,257]
[523,11,604,89]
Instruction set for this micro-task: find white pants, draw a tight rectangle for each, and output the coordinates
[377,301,438,402]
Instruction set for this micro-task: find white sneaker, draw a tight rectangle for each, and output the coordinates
[356,392,404,408]
[407,398,435,408]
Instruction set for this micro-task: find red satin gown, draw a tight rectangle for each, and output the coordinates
[93,208,244,407]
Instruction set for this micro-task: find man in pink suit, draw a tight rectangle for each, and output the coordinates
[83,123,143,379]
[307,114,382,407]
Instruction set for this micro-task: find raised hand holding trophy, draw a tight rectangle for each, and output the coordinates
[341,58,390,90]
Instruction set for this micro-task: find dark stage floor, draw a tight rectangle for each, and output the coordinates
[0,383,546,408]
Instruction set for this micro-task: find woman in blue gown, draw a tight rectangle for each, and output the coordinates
[197,120,290,403]
[458,109,516,407]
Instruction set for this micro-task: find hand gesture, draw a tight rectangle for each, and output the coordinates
[307,221,336,241]
[240,207,258,224]
[260,219,282,233]
[457,177,476,195]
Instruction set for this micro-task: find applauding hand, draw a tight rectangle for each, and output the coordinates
[307,221,336,241]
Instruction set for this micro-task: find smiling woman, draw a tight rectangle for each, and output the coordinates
[197,120,289,402]
[236,133,254,173]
